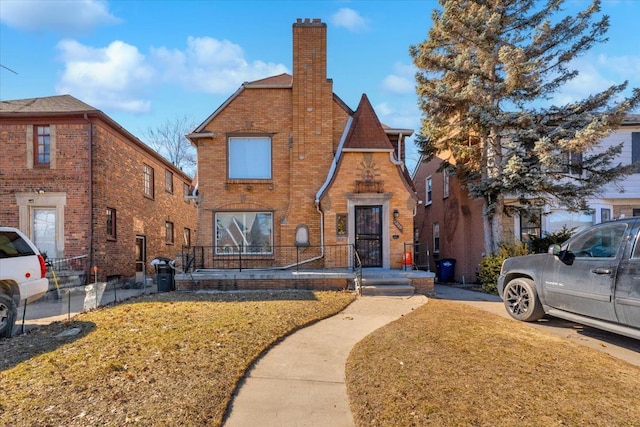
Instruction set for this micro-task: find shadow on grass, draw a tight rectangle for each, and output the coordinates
[0,320,96,372]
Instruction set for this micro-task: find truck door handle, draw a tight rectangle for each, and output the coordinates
[591,267,612,275]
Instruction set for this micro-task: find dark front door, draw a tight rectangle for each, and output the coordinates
[355,206,382,267]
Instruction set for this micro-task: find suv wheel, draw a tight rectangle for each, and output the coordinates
[0,293,17,338]
[503,278,545,322]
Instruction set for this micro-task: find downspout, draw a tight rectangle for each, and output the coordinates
[390,132,404,168]
[84,114,94,275]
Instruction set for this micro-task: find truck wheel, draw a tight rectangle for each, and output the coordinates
[0,293,17,338]
[503,278,545,322]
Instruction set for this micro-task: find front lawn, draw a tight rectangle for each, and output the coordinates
[346,298,640,427]
[0,290,355,426]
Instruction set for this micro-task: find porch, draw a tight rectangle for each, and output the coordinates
[173,244,435,296]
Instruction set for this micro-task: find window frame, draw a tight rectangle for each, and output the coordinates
[631,132,640,173]
[106,207,117,240]
[143,164,155,199]
[183,228,191,247]
[433,223,440,254]
[227,135,272,180]
[165,221,175,245]
[34,125,51,166]
[443,170,450,199]
[425,176,432,205]
[165,170,174,194]
[215,211,274,255]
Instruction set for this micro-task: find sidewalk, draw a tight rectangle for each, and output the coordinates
[223,294,428,427]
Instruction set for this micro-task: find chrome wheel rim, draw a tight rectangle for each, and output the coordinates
[505,282,529,316]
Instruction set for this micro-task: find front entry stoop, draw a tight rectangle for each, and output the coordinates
[360,277,415,296]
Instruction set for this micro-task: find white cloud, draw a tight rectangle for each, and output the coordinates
[551,54,640,106]
[331,8,369,33]
[0,0,120,35]
[55,39,153,113]
[381,63,416,94]
[150,36,288,94]
[54,36,289,113]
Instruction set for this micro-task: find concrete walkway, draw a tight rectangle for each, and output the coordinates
[223,294,428,427]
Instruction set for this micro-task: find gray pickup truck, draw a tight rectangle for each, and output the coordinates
[0,226,50,337]
[498,217,640,340]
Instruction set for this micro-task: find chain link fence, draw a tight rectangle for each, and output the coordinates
[15,275,159,336]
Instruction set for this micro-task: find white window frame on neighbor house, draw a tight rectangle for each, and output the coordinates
[228,136,272,180]
[215,212,274,254]
[425,176,432,205]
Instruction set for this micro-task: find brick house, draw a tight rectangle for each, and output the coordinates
[183,18,429,292]
[0,95,197,285]
[413,114,640,283]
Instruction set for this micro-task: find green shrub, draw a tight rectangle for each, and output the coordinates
[478,242,530,294]
[529,226,575,253]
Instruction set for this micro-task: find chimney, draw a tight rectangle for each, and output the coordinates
[291,18,332,161]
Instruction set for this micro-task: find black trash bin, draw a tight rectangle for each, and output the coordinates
[152,257,175,292]
[436,258,456,283]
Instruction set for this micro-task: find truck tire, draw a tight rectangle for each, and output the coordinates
[0,293,17,338]
[503,277,545,322]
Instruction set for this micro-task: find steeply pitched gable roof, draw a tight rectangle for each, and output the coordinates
[343,94,394,150]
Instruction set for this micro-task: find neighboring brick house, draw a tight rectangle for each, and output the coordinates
[186,18,418,278]
[0,95,197,284]
[413,114,640,283]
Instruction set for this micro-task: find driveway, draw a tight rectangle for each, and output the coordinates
[434,284,640,368]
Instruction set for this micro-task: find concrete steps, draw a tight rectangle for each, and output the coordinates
[360,277,414,296]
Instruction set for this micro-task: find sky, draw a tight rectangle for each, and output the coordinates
[1,0,640,172]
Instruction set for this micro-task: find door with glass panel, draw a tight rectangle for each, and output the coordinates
[32,208,56,258]
[355,206,382,267]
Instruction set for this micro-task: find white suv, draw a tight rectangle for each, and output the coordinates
[0,227,49,337]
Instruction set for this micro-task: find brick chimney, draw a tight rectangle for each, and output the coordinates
[291,18,333,162]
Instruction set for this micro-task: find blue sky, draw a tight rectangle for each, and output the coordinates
[1,0,639,170]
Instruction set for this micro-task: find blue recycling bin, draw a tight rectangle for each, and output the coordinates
[436,258,456,282]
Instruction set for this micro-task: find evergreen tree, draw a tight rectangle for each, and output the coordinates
[410,0,640,253]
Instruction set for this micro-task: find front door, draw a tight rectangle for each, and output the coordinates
[32,208,57,258]
[135,235,146,283]
[355,206,382,267]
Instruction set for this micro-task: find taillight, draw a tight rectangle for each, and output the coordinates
[38,254,47,278]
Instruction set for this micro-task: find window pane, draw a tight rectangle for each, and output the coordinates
[216,212,273,254]
[229,137,271,179]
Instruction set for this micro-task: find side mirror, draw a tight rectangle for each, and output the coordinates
[548,244,562,256]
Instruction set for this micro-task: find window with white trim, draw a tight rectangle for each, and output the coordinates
[425,176,432,205]
[215,212,273,254]
[228,136,272,179]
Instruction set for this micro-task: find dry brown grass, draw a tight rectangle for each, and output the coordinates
[346,298,640,427]
[0,290,355,427]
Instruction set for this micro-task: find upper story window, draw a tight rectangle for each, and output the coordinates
[183,228,191,247]
[443,170,450,198]
[561,151,583,175]
[34,125,51,166]
[228,136,272,179]
[425,176,433,205]
[165,170,174,193]
[632,132,640,173]
[143,164,154,198]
